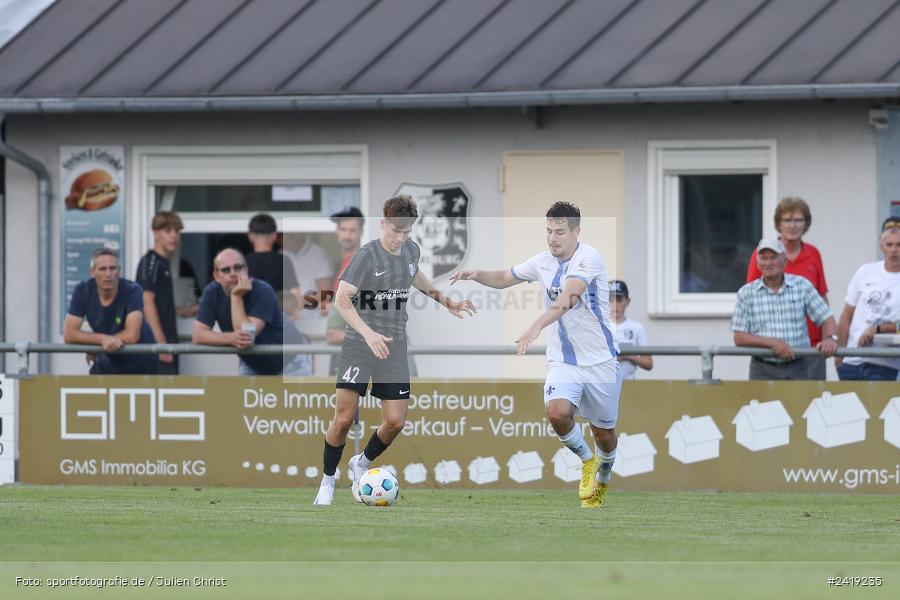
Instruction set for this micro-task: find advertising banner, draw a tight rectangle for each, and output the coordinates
[17,377,900,493]
[59,146,126,327]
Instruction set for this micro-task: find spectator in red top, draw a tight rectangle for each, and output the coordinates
[746,196,828,379]
[326,207,365,374]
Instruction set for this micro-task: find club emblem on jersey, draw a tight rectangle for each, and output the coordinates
[408,263,417,277]
[395,182,470,280]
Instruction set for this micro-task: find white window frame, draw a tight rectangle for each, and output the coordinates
[647,139,777,317]
[127,144,368,278]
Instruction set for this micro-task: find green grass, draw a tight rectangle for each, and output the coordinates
[1,485,899,599]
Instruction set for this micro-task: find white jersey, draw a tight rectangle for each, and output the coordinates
[614,318,648,380]
[844,260,900,369]
[512,243,619,366]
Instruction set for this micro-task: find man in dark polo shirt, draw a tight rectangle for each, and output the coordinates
[192,248,310,376]
[64,248,158,375]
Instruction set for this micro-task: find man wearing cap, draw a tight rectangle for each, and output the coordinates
[610,280,653,379]
[835,218,900,380]
[731,238,838,380]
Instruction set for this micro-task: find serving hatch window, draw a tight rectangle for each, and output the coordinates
[155,184,359,299]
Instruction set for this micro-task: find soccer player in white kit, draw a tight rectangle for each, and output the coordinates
[450,202,621,507]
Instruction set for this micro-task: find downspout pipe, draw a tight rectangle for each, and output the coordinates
[0,113,51,373]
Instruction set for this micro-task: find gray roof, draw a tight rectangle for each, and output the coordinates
[1,0,899,112]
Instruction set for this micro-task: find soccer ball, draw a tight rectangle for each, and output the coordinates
[358,468,400,507]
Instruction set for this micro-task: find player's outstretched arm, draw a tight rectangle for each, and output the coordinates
[413,271,476,319]
[334,279,392,359]
[515,277,587,355]
[449,269,520,289]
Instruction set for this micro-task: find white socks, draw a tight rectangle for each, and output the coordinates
[596,447,616,484]
[559,425,593,461]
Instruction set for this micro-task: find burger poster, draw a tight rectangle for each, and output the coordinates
[59,146,125,325]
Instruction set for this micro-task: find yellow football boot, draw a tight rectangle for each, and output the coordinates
[580,491,600,508]
[579,455,599,500]
[580,482,609,508]
[595,482,609,507]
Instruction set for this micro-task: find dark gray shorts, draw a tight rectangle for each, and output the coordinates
[749,356,819,381]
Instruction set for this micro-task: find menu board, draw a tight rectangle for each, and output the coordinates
[59,146,125,327]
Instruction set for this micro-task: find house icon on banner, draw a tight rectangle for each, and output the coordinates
[879,397,900,449]
[403,462,427,484]
[611,432,657,477]
[551,448,582,482]
[507,451,544,483]
[665,415,723,464]
[434,460,461,484]
[802,391,869,448]
[732,399,793,452]
[467,456,500,485]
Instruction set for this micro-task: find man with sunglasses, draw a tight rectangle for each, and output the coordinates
[836,218,900,380]
[192,248,308,376]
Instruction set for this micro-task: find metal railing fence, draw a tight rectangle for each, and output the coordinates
[4,342,900,382]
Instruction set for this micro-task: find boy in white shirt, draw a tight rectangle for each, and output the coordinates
[610,280,653,379]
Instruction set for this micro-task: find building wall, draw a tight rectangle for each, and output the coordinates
[3,102,879,379]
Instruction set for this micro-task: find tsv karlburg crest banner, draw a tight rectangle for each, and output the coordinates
[395,183,470,279]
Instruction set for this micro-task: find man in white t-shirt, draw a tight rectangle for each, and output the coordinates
[283,233,334,325]
[837,218,900,380]
[610,280,653,379]
[451,202,621,509]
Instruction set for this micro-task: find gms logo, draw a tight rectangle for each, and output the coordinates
[60,387,205,441]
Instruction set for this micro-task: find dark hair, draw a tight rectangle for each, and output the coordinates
[331,206,365,226]
[151,211,184,232]
[90,247,119,268]
[383,195,418,228]
[248,213,277,235]
[774,197,811,233]
[546,202,581,230]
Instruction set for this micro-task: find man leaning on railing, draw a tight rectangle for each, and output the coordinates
[191,248,311,376]
[63,247,158,375]
[731,238,838,381]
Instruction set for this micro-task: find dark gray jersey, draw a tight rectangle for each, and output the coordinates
[340,238,421,341]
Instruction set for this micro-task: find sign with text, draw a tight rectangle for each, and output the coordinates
[59,146,126,328]
[17,377,900,493]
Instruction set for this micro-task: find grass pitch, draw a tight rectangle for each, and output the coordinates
[1,485,898,599]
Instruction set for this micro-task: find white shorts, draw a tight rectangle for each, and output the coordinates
[543,359,622,429]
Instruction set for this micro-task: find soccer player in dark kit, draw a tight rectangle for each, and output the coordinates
[313,195,476,505]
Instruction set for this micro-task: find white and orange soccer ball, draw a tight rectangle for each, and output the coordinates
[358,468,400,507]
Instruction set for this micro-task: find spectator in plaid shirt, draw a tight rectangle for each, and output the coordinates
[731,238,839,380]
